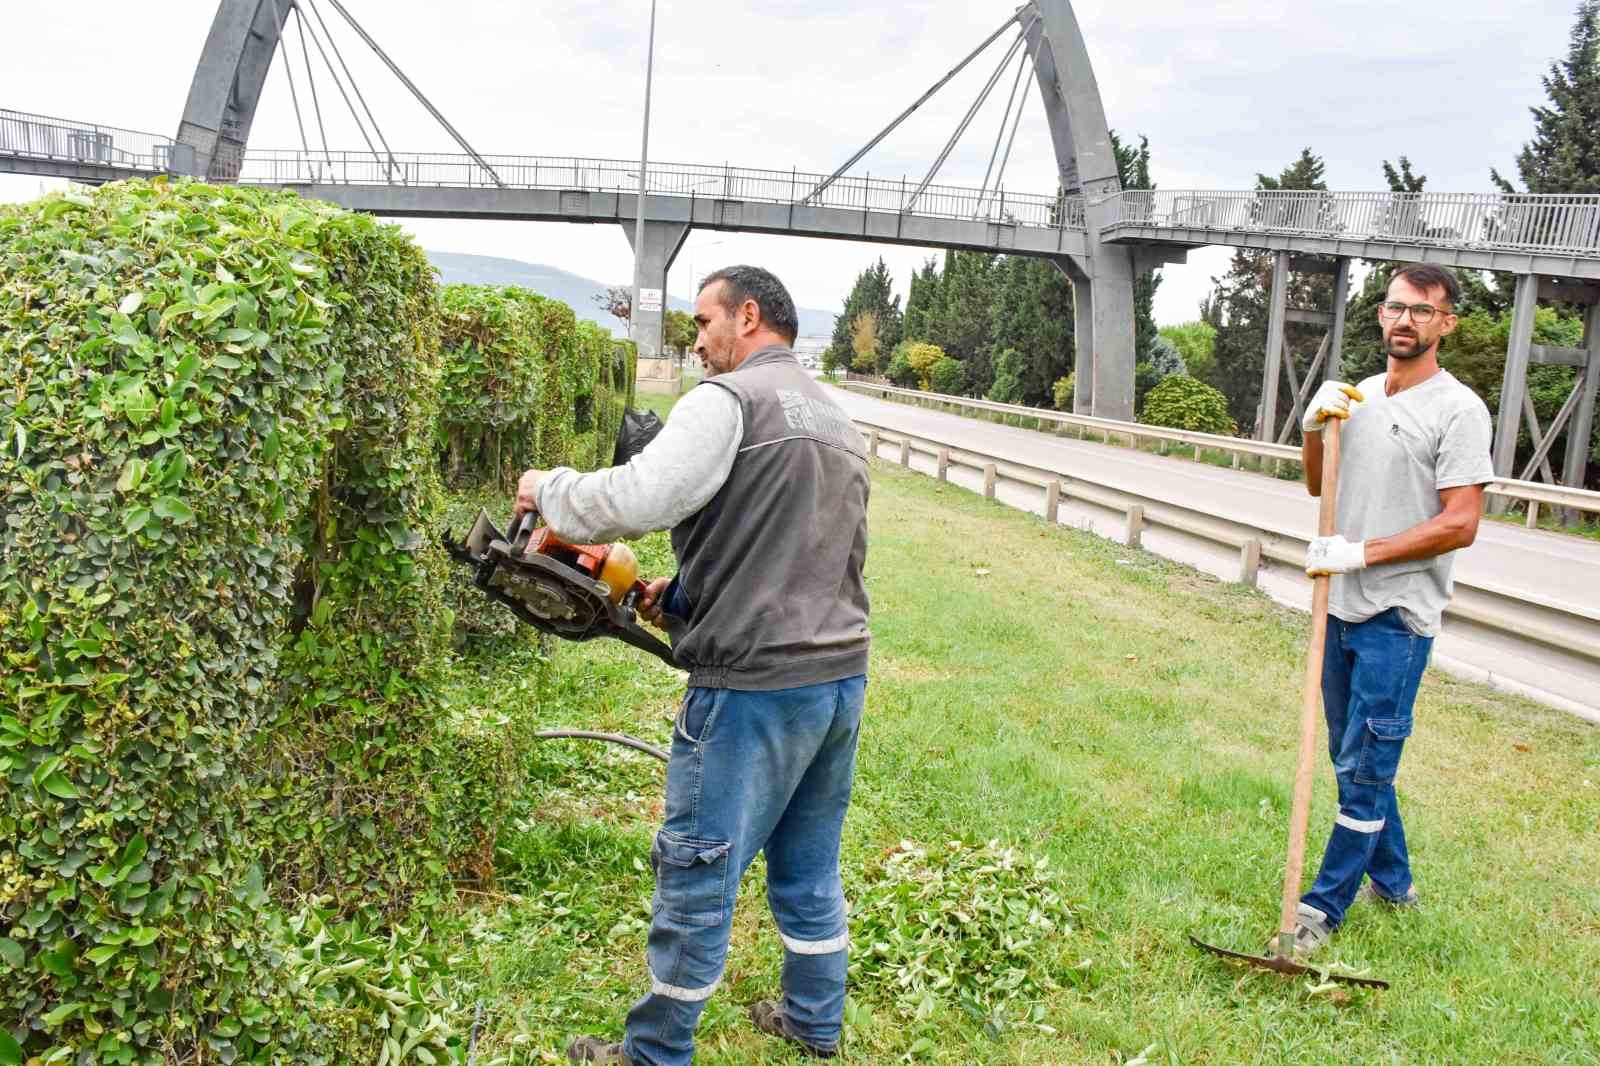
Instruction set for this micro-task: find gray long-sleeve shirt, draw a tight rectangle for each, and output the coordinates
[536,384,744,543]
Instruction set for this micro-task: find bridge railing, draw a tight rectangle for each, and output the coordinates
[0,108,176,172]
[1109,188,1600,257]
[224,147,1075,228]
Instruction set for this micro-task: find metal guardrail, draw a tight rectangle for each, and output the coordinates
[224,147,1079,228]
[842,380,1600,522]
[0,108,176,172]
[852,419,1600,699]
[1110,189,1600,259]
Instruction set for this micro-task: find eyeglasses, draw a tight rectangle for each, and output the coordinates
[1378,301,1448,324]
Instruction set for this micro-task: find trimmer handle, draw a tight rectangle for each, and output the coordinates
[621,579,650,611]
[510,508,541,549]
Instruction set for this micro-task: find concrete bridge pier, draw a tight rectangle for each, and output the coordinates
[1049,256,1098,416]
[623,219,691,362]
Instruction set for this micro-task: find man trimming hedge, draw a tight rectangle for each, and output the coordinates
[513,265,871,1065]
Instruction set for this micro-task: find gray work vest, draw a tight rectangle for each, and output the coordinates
[668,345,870,690]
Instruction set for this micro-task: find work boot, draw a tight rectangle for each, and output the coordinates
[1266,902,1333,957]
[1356,881,1419,907]
[566,1035,631,1063]
[748,1000,838,1059]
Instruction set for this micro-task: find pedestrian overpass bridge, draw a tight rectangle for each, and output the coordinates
[10,110,1600,281]
[1,0,1597,496]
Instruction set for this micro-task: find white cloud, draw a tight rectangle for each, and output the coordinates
[0,0,1580,327]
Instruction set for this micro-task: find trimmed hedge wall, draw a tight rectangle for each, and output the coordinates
[436,285,637,485]
[435,286,638,646]
[0,181,511,1061]
[437,283,544,491]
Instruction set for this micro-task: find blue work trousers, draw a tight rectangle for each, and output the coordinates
[622,676,866,1066]
[1301,608,1431,930]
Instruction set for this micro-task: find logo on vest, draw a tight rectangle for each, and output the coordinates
[776,388,855,447]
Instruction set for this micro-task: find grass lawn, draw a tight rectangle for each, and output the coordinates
[438,441,1600,1063]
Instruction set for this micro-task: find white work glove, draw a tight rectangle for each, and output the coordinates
[1305,535,1368,577]
[1302,381,1364,434]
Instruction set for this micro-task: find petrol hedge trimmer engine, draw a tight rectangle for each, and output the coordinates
[443,509,675,666]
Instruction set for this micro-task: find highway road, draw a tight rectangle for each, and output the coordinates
[832,386,1600,720]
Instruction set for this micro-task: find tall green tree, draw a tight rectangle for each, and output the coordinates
[1207,148,1332,436]
[1494,0,1600,195]
[1159,321,1217,384]
[823,258,903,375]
[929,250,999,394]
[984,255,1075,406]
[663,308,697,352]
[903,257,942,343]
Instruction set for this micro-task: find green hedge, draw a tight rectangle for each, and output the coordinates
[0,181,509,1061]
[434,288,639,646]
[437,284,545,491]
[436,286,637,487]
[571,321,632,470]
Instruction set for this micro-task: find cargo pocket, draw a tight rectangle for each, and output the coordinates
[651,829,731,927]
[1355,716,1413,786]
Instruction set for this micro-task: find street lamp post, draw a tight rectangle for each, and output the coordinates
[630,0,658,355]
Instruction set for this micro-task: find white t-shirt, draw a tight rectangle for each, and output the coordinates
[1329,369,1494,636]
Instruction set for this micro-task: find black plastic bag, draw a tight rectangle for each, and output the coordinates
[613,407,665,466]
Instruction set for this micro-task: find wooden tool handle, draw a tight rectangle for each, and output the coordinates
[1278,419,1342,953]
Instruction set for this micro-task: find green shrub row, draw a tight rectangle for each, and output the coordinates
[0,180,589,1062]
[435,287,636,646]
[437,283,546,491]
[436,284,636,490]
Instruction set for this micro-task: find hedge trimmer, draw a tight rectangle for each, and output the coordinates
[443,508,674,762]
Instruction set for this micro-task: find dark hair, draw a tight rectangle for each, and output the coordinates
[699,265,799,344]
[1389,263,1461,308]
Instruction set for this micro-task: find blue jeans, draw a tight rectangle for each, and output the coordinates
[1301,608,1431,930]
[622,676,866,1066]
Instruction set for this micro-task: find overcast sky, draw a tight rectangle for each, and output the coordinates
[0,0,1582,329]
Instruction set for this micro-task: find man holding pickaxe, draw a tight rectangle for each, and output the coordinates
[1287,263,1494,953]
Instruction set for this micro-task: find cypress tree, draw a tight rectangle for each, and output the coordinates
[1494,1,1600,194]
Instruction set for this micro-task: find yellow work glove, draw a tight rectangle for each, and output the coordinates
[1302,381,1364,434]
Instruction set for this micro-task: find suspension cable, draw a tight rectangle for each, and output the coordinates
[266,0,311,157]
[321,0,504,187]
[798,9,1022,206]
[974,38,1031,218]
[906,18,1033,213]
[304,0,400,182]
[983,50,1035,219]
[293,0,383,171]
[293,4,334,170]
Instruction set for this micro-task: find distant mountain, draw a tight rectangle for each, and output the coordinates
[426,251,836,339]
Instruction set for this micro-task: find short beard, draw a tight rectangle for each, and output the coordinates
[1385,335,1429,361]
